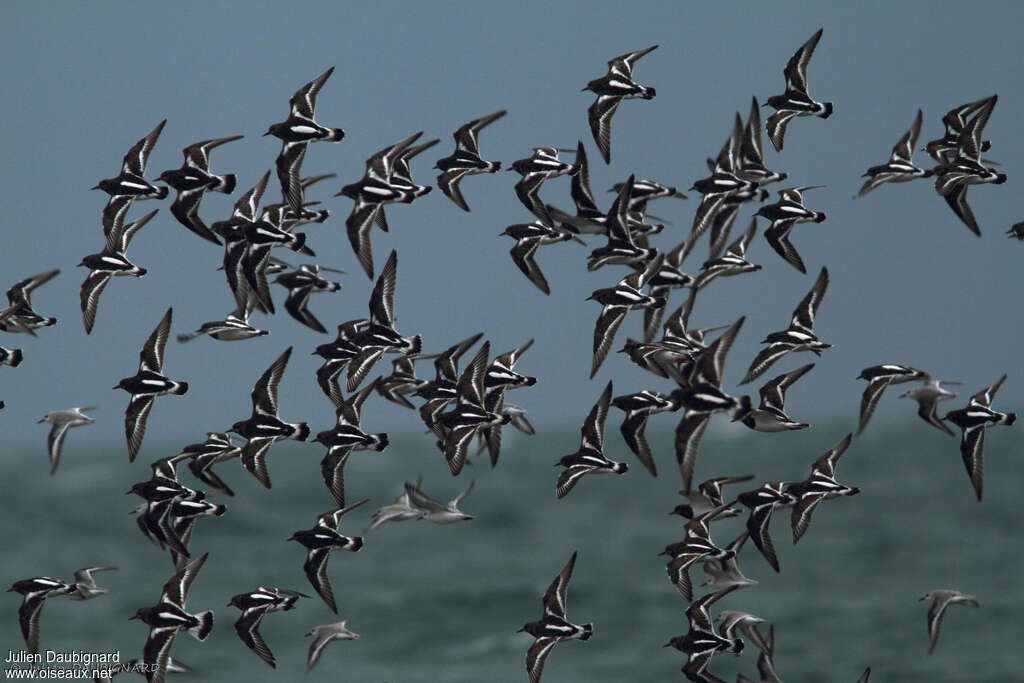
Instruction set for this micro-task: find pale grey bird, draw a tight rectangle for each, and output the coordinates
[899,379,960,437]
[38,406,96,474]
[919,589,979,654]
[65,566,117,600]
[701,531,758,592]
[367,489,428,531]
[306,620,359,673]
[404,479,474,523]
[717,610,769,654]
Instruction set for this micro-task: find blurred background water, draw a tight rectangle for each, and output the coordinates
[2,420,1021,682]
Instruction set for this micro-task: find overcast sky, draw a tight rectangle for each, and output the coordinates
[2,1,1023,457]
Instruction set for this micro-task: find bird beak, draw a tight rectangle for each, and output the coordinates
[37,417,46,423]
[91,184,101,190]
[662,641,673,648]
[262,131,271,137]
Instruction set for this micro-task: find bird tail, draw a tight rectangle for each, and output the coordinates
[580,623,594,641]
[375,433,390,451]
[1001,413,1017,426]
[327,128,346,142]
[173,382,189,395]
[191,611,215,641]
[5,349,22,367]
[349,536,365,552]
[289,231,308,253]
[407,334,423,356]
[214,174,236,194]
[295,423,311,441]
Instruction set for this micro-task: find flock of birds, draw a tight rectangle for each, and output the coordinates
[2,26,1018,682]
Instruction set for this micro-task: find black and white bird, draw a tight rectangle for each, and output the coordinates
[7,576,76,655]
[738,96,788,186]
[741,363,813,432]
[583,45,658,163]
[92,119,169,231]
[586,174,658,271]
[229,586,307,668]
[435,109,507,211]
[265,67,345,214]
[764,28,833,151]
[933,94,1006,236]
[944,374,1016,501]
[288,500,367,614]
[518,551,593,683]
[314,378,389,507]
[0,269,61,336]
[129,553,214,683]
[374,354,434,410]
[509,147,576,227]
[786,433,860,543]
[114,308,188,461]
[693,218,761,292]
[157,135,244,245]
[663,586,743,682]
[663,504,736,601]
[612,389,679,476]
[856,364,929,434]
[925,97,994,167]
[690,115,759,241]
[274,264,343,334]
[434,342,509,475]
[673,473,755,521]
[740,266,830,385]
[79,208,157,333]
[344,249,423,392]
[671,317,752,494]
[757,186,826,274]
[501,221,583,296]
[587,253,666,377]
[737,481,798,573]
[228,347,310,489]
[856,109,932,197]
[555,381,628,498]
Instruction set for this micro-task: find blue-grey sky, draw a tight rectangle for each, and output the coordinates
[2,0,1023,456]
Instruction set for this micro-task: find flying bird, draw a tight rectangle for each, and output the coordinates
[919,589,979,654]
[435,109,507,211]
[740,266,830,385]
[157,135,244,245]
[518,551,593,683]
[114,308,188,461]
[79,208,157,333]
[583,45,658,163]
[229,347,310,489]
[37,406,96,474]
[944,373,1016,501]
[765,28,833,151]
